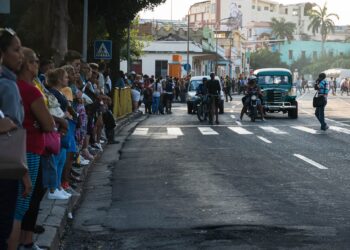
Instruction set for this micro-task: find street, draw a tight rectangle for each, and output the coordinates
[61,90,350,249]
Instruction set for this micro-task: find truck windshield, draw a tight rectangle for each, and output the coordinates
[258,75,290,85]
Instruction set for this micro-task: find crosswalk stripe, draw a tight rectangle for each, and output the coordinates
[198,127,219,135]
[230,115,236,119]
[291,126,318,134]
[132,128,149,136]
[329,126,350,134]
[167,127,183,136]
[228,127,253,135]
[260,126,288,134]
[294,154,328,170]
[257,136,272,144]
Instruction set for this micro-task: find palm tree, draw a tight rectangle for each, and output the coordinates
[307,3,339,53]
[271,17,296,41]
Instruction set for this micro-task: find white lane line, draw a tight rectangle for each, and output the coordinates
[198,127,219,135]
[228,127,253,135]
[292,126,319,134]
[294,154,328,170]
[167,127,183,136]
[257,136,272,144]
[133,128,149,136]
[236,121,242,126]
[329,126,350,134]
[260,126,288,135]
[231,115,236,119]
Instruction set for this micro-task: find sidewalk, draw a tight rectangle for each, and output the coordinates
[34,112,145,250]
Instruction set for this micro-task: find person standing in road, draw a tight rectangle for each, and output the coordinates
[207,73,221,125]
[314,73,329,131]
[224,75,233,102]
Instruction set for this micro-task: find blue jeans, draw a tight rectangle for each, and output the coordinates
[152,96,160,114]
[53,148,67,189]
[315,101,327,129]
[41,155,57,189]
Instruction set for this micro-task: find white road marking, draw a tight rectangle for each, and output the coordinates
[236,121,242,126]
[293,154,328,170]
[329,126,350,134]
[292,126,319,134]
[228,127,253,135]
[167,127,183,136]
[230,115,236,119]
[257,136,272,144]
[260,126,288,135]
[133,128,149,136]
[198,127,219,135]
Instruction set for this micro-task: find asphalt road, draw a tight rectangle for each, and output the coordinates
[62,90,350,250]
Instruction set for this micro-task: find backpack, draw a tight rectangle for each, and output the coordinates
[166,82,173,92]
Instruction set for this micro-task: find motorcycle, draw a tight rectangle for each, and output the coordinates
[247,92,258,122]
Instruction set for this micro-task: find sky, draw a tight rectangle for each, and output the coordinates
[140,0,349,25]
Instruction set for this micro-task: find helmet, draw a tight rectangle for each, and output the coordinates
[248,75,257,84]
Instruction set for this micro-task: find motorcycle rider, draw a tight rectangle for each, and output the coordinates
[240,76,265,121]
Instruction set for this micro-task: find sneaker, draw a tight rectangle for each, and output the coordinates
[47,189,69,200]
[18,243,43,250]
[65,186,81,196]
[59,189,72,198]
[79,157,90,166]
[93,143,103,151]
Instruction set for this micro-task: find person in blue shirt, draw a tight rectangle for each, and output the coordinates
[314,73,329,131]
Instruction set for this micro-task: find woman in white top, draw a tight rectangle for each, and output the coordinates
[152,78,163,114]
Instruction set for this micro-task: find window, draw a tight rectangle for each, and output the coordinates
[288,50,293,60]
[313,51,317,60]
[252,5,255,9]
[285,8,288,14]
[257,6,261,11]
[238,5,241,8]
[340,52,344,56]
[292,9,299,16]
[301,51,306,58]
[155,60,168,78]
[329,51,334,57]
[264,6,269,11]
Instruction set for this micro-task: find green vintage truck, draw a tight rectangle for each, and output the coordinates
[254,68,298,119]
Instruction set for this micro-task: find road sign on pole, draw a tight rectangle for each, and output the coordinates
[183,63,191,72]
[94,40,112,60]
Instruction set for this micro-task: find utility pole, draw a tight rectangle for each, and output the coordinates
[82,0,88,61]
[187,10,190,76]
[127,22,131,73]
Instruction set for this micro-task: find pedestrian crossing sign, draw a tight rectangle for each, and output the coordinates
[94,40,112,60]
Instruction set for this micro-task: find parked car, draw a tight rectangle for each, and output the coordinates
[254,68,298,119]
[186,76,224,114]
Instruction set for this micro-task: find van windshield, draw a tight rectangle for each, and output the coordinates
[258,75,290,85]
[189,80,202,91]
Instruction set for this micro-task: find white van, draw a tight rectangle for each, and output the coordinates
[186,76,224,114]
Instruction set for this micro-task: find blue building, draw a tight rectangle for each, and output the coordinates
[278,41,350,65]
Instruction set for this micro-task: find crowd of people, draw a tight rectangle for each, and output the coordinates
[0,28,119,250]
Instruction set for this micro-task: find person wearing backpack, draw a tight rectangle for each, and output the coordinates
[165,78,174,114]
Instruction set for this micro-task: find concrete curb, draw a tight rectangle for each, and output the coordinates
[35,112,146,250]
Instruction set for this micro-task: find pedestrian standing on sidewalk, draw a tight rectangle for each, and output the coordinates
[8,47,56,250]
[0,27,26,250]
[314,73,329,131]
[224,75,233,102]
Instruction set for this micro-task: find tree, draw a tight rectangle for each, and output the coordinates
[307,3,339,53]
[250,49,288,70]
[271,17,296,41]
[90,0,166,83]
